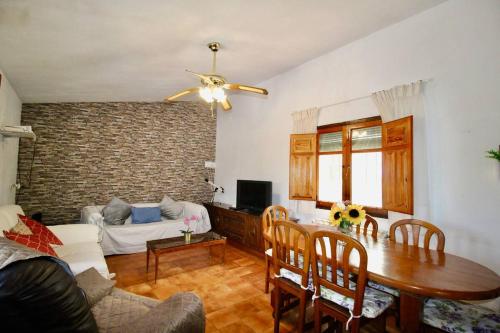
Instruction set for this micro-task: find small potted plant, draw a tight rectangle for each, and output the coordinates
[486,148,500,162]
[181,215,198,243]
[329,201,366,233]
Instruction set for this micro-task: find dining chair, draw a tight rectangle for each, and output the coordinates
[262,205,289,293]
[368,219,447,299]
[355,214,378,238]
[386,221,500,333]
[389,219,446,251]
[311,230,393,333]
[272,219,312,333]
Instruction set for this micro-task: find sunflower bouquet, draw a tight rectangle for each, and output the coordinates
[328,201,366,231]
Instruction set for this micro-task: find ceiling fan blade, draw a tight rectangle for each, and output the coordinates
[165,87,199,101]
[223,83,268,95]
[220,97,232,111]
[186,69,212,82]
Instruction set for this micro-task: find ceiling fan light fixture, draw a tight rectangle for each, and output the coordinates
[165,42,268,114]
[199,87,214,103]
[212,87,226,101]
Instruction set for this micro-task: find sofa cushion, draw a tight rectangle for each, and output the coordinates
[55,241,110,278]
[0,204,25,234]
[19,214,63,245]
[123,292,205,333]
[76,267,116,307]
[3,230,58,256]
[131,206,161,224]
[102,197,131,225]
[159,195,184,219]
[92,293,153,333]
[10,219,33,235]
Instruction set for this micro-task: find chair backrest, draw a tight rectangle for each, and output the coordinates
[311,230,368,328]
[355,214,378,238]
[272,220,310,288]
[262,205,288,248]
[389,219,445,251]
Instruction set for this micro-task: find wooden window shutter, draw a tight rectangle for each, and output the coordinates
[382,116,413,214]
[289,134,317,200]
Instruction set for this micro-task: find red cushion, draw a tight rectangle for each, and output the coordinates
[18,215,63,246]
[3,231,58,256]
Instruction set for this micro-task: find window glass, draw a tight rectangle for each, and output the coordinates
[319,131,342,152]
[318,154,342,202]
[351,152,382,207]
[351,126,382,151]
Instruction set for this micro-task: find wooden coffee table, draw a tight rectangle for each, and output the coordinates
[146,231,226,282]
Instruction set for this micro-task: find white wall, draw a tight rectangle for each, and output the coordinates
[0,69,22,205]
[215,0,500,273]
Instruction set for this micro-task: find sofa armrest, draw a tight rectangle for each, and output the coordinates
[180,202,211,233]
[123,292,205,333]
[48,224,99,244]
[80,206,105,242]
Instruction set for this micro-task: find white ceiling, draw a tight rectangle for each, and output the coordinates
[0,0,445,103]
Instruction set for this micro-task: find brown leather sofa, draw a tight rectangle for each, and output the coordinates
[0,238,205,333]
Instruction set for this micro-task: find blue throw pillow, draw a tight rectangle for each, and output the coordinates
[131,207,162,224]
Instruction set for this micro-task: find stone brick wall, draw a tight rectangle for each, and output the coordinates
[16,102,216,225]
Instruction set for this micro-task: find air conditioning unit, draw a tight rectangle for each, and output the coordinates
[0,125,36,141]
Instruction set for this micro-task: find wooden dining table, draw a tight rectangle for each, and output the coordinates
[289,223,500,333]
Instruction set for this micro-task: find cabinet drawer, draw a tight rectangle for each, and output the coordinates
[221,214,245,242]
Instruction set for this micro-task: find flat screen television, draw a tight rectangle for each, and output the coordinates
[236,180,272,213]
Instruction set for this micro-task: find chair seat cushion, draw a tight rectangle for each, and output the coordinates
[423,298,500,333]
[367,280,400,297]
[279,268,314,290]
[277,250,314,290]
[319,280,394,319]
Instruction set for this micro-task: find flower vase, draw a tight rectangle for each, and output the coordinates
[184,232,192,243]
[338,219,353,234]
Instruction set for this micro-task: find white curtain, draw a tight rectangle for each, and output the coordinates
[291,107,319,134]
[371,81,430,221]
[371,81,422,121]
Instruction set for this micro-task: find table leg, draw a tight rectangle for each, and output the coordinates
[154,254,159,284]
[399,292,424,333]
[146,248,150,272]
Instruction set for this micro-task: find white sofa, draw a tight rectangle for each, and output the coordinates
[81,201,211,255]
[0,204,110,278]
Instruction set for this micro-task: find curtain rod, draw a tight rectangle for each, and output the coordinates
[318,95,371,110]
[317,78,432,111]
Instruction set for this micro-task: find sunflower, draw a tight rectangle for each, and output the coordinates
[329,205,343,226]
[343,204,366,225]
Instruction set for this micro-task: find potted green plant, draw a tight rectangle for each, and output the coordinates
[486,148,500,161]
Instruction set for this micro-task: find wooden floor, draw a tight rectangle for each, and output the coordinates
[106,243,397,333]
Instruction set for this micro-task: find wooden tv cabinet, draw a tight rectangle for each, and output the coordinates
[203,202,264,255]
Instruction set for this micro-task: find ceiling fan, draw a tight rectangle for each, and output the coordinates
[165,42,268,116]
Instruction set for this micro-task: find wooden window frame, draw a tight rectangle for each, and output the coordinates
[316,116,388,218]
